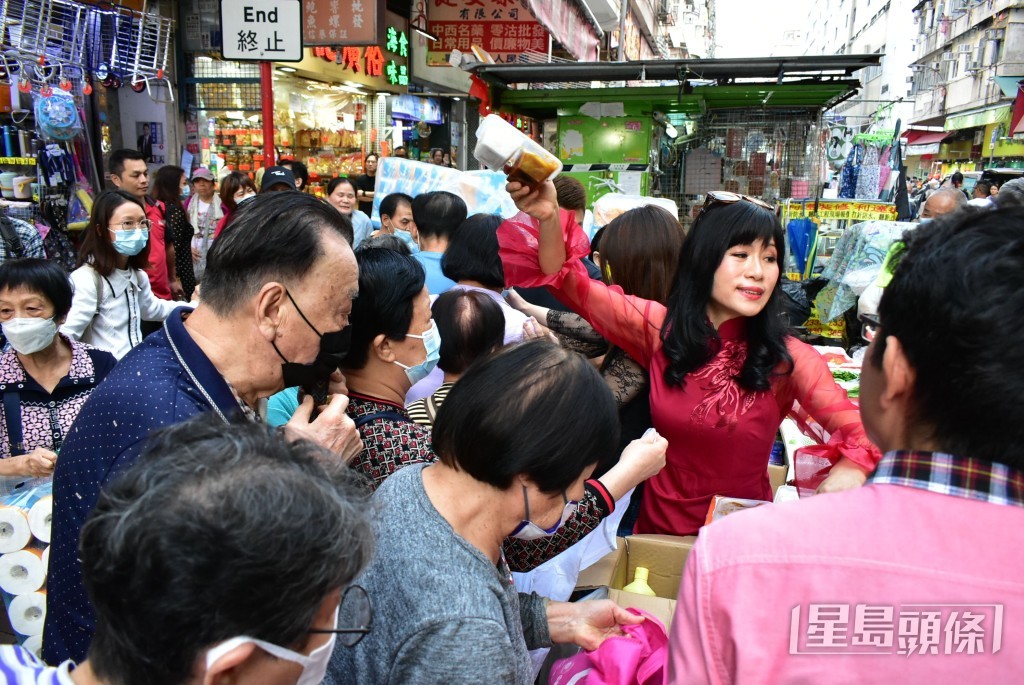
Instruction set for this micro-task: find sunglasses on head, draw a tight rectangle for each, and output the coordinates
[700,190,776,216]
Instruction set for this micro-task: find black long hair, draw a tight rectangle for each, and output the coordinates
[661,201,792,390]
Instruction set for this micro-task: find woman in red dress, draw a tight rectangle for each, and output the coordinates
[498,182,881,536]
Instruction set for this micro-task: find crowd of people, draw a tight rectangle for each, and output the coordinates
[0,144,1019,683]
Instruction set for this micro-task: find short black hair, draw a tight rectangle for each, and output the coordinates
[433,339,619,492]
[82,414,372,685]
[0,258,73,320]
[108,149,146,177]
[201,192,351,316]
[279,158,309,188]
[356,234,411,255]
[379,192,413,220]
[951,171,964,185]
[411,191,467,241]
[875,206,1024,468]
[341,247,425,370]
[441,214,504,289]
[974,180,993,195]
[327,176,356,196]
[432,289,505,375]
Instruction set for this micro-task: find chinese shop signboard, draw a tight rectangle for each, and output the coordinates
[303,0,383,46]
[311,17,410,89]
[425,0,549,66]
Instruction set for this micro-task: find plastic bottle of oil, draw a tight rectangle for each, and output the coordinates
[622,566,657,596]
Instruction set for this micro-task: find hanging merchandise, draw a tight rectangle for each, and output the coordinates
[34,92,82,141]
[854,146,881,200]
[838,145,861,199]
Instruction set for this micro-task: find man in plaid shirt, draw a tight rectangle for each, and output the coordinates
[668,206,1024,683]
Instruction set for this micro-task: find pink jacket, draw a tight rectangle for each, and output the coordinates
[669,484,1024,683]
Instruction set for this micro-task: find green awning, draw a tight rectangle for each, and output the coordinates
[994,76,1024,98]
[944,105,1012,131]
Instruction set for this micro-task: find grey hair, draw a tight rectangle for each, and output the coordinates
[81,414,374,685]
[995,177,1024,208]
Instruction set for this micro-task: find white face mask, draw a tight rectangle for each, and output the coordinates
[204,609,338,685]
[509,486,578,540]
[2,317,57,355]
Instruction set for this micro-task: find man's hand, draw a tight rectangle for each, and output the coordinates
[284,394,363,463]
[327,369,349,397]
[817,456,869,494]
[547,600,645,650]
[506,179,559,223]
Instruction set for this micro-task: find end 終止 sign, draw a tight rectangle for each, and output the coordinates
[221,0,304,61]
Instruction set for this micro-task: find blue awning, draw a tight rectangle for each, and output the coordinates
[994,76,1024,98]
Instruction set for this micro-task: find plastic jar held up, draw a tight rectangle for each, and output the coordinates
[473,114,562,189]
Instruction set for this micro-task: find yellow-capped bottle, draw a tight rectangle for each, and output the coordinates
[622,566,656,596]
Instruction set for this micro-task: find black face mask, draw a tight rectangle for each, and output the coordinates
[272,291,352,389]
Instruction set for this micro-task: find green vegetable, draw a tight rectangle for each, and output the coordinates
[832,370,858,382]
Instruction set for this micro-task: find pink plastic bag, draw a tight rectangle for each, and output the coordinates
[548,609,668,685]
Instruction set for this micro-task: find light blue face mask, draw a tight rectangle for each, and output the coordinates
[180,185,191,200]
[394,319,440,385]
[395,228,420,254]
[111,228,149,256]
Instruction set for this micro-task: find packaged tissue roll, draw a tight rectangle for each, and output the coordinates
[8,590,46,636]
[0,506,31,553]
[28,495,51,544]
[0,547,46,595]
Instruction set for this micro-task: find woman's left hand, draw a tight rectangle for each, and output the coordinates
[547,599,645,650]
[170,280,185,301]
[817,456,869,494]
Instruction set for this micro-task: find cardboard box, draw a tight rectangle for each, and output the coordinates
[768,462,788,496]
[575,534,695,631]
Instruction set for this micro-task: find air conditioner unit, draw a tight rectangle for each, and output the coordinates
[985,28,1006,40]
[906,75,916,83]
[951,0,969,12]
[930,62,942,70]
[942,51,956,61]
[967,60,981,71]
[958,44,973,54]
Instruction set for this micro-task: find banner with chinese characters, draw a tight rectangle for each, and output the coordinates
[303,0,383,46]
[426,0,549,67]
[812,202,898,222]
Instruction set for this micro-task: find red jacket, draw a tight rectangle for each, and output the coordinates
[143,197,171,300]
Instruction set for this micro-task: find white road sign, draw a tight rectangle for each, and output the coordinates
[221,0,304,62]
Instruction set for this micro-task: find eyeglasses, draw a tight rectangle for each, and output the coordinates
[108,219,151,232]
[859,313,881,343]
[308,585,372,647]
[700,190,776,216]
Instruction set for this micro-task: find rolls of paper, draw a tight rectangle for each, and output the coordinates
[0,548,45,595]
[8,591,46,636]
[40,546,48,573]
[0,506,31,553]
[22,634,41,658]
[28,496,51,544]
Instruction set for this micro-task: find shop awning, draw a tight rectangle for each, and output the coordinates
[495,82,861,119]
[944,105,1012,131]
[903,130,951,145]
[527,0,602,63]
[994,76,1024,98]
[471,54,883,88]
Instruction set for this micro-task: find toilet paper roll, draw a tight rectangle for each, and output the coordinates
[8,591,46,636]
[0,548,45,595]
[28,496,51,544]
[22,634,42,658]
[41,546,48,573]
[0,506,31,553]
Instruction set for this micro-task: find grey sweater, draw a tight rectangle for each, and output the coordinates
[325,463,552,684]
